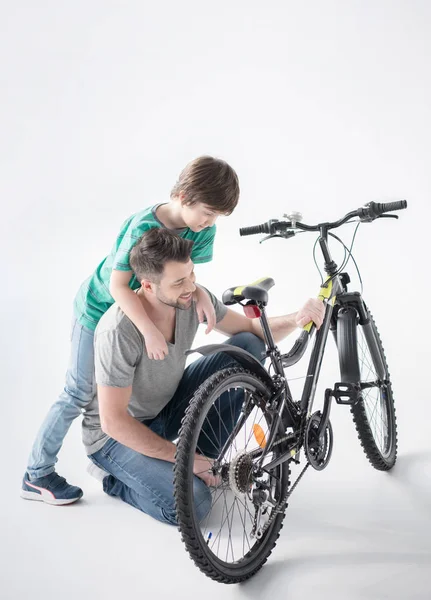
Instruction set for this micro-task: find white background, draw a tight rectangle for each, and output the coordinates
[1,1,430,598]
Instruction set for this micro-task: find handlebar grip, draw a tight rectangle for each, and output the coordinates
[359,200,408,221]
[239,222,272,236]
[376,200,407,214]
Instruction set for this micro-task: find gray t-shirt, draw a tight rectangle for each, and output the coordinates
[82,289,227,455]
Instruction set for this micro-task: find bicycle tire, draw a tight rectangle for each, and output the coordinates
[174,366,290,584]
[337,307,397,470]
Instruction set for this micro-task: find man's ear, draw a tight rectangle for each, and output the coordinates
[141,279,156,294]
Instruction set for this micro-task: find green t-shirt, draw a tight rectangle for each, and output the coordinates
[73,204,216,330]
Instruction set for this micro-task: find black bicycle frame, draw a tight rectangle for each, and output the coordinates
[254,228,357,472]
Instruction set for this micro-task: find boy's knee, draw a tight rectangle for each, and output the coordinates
[63,386,94,409]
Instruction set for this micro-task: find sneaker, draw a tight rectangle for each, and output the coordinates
[21,472,83,505]
[86,461,109,483]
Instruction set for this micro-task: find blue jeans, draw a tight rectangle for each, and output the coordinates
[90,332,265,526]
[27,317,95,480]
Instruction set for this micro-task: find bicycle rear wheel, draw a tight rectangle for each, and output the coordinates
[174,367,290,584]
[337,306,397,470]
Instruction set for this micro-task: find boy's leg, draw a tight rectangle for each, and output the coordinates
[89,438,211,526]
[22,318,95,503]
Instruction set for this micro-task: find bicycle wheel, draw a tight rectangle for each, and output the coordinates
[337,307,397,470]
[174,366,290,584]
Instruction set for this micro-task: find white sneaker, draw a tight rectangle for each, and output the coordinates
[86,462,109,483]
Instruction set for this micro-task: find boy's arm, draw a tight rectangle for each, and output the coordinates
[109,269,168,360]
[194,284,216,334]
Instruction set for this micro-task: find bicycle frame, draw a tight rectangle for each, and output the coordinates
[188,224,387,473]
[255,274,344,472]
[239,232,366,472]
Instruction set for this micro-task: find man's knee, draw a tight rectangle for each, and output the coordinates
[193,477,212,523]
[227,332,266,363]
[159,478,211,526]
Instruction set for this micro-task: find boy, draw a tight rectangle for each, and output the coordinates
[21,156,239,505]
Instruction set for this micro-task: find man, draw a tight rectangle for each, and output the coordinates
[84,228,324,525]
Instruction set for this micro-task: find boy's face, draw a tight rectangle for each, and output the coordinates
[180,202,220,232]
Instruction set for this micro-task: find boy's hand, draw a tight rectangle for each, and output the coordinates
[195,286,216,334]
[142,326,169,360]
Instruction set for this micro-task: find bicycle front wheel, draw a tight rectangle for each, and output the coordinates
[174,367,290,584]
[338,306,397,470]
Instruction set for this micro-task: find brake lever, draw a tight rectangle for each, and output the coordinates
[259,234,282,243]
[378,214,399,220]
[259,231,295,244]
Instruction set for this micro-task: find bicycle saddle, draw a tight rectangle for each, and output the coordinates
[222,277,275,306]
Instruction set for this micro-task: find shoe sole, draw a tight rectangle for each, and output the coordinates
[20,490,83,505]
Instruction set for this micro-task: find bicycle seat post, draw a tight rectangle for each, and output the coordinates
[259,304,284,377]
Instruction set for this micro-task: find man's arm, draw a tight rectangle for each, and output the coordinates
[98,385,219,486]
[215,298,325,343]
[98,385,177,461]
[95,327,176,460]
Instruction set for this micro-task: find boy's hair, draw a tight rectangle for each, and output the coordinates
[170,156,239,215]
[129,228,194,283]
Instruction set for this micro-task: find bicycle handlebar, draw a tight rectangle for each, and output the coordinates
[239,200,407,236]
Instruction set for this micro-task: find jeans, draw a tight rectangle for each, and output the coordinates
[90,332,265,526]
[26,317,95,480]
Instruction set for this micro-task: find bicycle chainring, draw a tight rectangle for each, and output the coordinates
[304,411,333,471]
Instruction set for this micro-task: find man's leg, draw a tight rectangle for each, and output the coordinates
[89,438,211,525]
[156,332,265,446]
[89,333,265,524]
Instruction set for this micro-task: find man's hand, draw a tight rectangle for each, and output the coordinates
[142,324,169,360]
[193,454,221,487]
[296,298,325,330]
[195,286,216,334]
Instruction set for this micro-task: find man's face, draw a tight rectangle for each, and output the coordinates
[154,259,197,310]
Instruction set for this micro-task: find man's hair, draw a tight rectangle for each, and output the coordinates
[170,156,239,215]
[129,228,194,283]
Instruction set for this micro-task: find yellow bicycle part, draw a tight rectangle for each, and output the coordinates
[303,278,336,332]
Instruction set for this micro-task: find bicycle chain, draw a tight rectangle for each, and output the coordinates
[249,431,297,458]
[249,430,309,538]
[252,461,310,538]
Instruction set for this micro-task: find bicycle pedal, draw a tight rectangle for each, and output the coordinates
[332,382,360,405]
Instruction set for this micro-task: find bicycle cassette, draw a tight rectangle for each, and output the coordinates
[229,451,254,497]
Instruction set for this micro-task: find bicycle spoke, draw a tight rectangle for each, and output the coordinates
[185,378,286,565]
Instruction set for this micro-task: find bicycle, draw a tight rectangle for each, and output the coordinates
[173,200,407,584]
